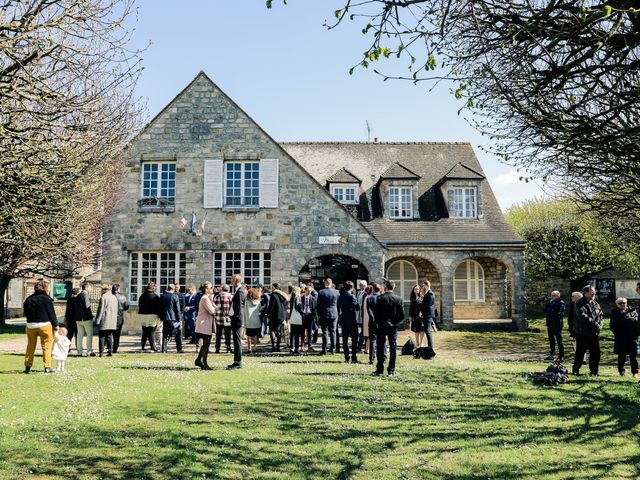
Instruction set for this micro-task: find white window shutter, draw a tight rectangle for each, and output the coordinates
[203,159,223,208]
[259,158,279,208]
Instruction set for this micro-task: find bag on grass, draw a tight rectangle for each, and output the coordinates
[413,346,436,360]
[401,337,415,355]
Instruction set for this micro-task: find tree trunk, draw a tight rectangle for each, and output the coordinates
[0,275,11,327]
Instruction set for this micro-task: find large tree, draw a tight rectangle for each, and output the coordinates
[0,0,144,324]
[505,199,639,286]
[268,1,640,248]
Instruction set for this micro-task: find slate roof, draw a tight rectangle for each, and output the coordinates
[441,162,484,181]
[379,162,421,181]
[327,167,361,184]
[280,142,524,246]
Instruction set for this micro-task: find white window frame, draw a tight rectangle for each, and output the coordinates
[454,259,485,302]
[389,186,413,219]
[129,252,186,304]
[386,260,418,302]
[140,162,176,201]
[213,251,272,287]
[224,161,260,207]
[451,187,477,219]
[330,184,358,205]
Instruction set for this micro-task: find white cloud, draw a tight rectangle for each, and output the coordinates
[491,169,522,186]
[489,169,545,211]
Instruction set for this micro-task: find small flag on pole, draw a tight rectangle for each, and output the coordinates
[189,212,197,234]
[179,217,187,230]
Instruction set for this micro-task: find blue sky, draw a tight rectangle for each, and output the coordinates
[130,0,546,210]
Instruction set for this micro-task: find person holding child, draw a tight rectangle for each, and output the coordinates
[23,280,59,374]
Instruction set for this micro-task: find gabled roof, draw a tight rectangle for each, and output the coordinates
[280,142,523,246]
[327,167,361,184]
[440,162,485,182]
[379,162,421,182]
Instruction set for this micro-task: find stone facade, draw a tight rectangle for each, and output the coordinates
[102,73,384,311]
[102,72,527,332]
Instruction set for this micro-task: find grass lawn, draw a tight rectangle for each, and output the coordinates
[1,322,639,480]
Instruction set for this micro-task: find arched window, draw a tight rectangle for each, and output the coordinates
[386,260,418,302]
[454,259,485,302]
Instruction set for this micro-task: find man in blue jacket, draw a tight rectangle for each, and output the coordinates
[159,284,182,353]
[544,290,565,361]
[338,281,360,363]
[317,278,340,355]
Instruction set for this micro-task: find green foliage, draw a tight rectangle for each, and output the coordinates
[505,199,635,280]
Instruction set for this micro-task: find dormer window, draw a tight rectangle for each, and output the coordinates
[389,187,413,219]
[451,187,477,218]
[331,185,358,204]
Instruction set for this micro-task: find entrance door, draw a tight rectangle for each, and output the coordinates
[298,255,368,290]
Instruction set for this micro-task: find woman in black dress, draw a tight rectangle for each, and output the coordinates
[409,285,424,347]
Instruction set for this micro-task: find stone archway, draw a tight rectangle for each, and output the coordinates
[452,256,514,321]
[298,254,369,290]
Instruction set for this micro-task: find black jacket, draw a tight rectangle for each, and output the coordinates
[610,308,639,355]
[114,293,129,328]
[267,290,288,327]
[138,290,160,315]
[420,290,436,319]
[24,291,58,328]
[544,299,565,328]
[337,291,359,327]
[230,286,246,328]
[573,297,603,337]
[374,291,405,330]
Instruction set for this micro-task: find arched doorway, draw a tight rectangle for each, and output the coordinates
[298,255,369,290]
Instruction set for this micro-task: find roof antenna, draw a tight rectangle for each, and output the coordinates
[365,120,371,143]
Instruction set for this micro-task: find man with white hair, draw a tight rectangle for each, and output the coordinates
[544,290,566,361]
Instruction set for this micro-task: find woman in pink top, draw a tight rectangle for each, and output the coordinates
[195,282,217,370]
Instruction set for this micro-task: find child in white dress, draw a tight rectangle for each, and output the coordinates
[52,327,72,372]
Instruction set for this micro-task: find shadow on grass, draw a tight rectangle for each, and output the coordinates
[5,360,640,480]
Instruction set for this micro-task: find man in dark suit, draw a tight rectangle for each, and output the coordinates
[227,274,246,370]
[366,283,381,365]
[316,278,340,354]
[338,281,359,363]
[420,280,437,349]
[159,284,182,353]
[373,280,405,376]
[301,285,318,351]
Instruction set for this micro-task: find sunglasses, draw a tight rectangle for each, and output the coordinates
[617,302,627,305]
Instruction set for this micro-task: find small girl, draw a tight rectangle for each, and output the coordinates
[52,327,72,372]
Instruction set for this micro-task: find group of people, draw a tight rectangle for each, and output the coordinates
[22,280,129,373]
[544,283,640,378]
[132,275,410,375]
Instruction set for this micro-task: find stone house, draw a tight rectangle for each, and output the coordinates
[102,72,526,330]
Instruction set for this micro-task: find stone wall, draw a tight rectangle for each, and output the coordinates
[102,73,384,303]
[385,247,527,330]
